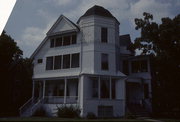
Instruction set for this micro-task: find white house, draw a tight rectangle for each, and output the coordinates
[19,5,152,117]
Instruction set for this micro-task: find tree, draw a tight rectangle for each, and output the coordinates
[0,31,33,116]
[132,12,180,118]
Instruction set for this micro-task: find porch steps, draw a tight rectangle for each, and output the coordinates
[128,104,149,117]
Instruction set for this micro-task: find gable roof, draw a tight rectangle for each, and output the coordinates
[77,5,119,24]
[30,15,79,59]
[47,15,79,36]
[119,34,132,46]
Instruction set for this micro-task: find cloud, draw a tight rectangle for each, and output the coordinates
[18,19,55,57]
[130,0,172,23]
[16,0,179,57]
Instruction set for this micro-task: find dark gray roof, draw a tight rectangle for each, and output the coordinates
[77,5,119,23]
[119,34,131,46]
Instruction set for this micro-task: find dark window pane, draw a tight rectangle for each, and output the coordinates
[123,60,129,75]
[54,55,61,69]
[111,79,116,99]
[46,57,53,70]
[63,36,71,46]
[71,53,79,68]
[100,78,110,98]
[101,28,108,43]
[141,60,148,72]
[37,59,43,64]
[131,61,139,73]
[55,37,62,47]
[144,84,149,98]
[92,77,98,98]
[52,80,64,96]
[50,39,55,48]
[71,35,77,44]
[101,54,109,70]
[63,54,70,69]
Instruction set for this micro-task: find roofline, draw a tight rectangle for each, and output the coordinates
[31,15,79,59]
[47,15,79,36]
[30,37,48,59]
[77,15,120,24]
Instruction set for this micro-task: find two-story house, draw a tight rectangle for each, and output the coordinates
[19,5,152,118]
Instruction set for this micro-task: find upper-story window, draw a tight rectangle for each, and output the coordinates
[131,60,148,73]
[55,37,63,47]
[101,53,109,70]
[63,54,70,69]
[54,55,62,70]
[50,39,55,48]
[50,34,77,48]
[46,56,53,70]
[101,27,108,43]
[46,53,80,70]
[122,60,129,75]
[71,53,80,68]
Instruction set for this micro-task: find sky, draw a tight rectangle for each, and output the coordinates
[4,0,180,58]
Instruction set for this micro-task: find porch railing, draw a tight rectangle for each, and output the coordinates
[43,96,78,104]
[19,97,33,116]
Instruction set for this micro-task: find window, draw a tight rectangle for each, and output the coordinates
[141,60,148,72]
[101,27,108,43]
[52,80,64,96]
[131,60,148,73]
[63,36,71,46]
[54,55,62,69]
[63,54,70,69]
[71,35,77,44]
[144,84,149,99]
[100,78,110,98]
[46,57,53,70]
[92,78,99,98]
[111,79,116,99]
[98,106,113,117]
[50,39,55,48]
[71,53,79,68]
[55,37,62,47]
[123,60,129,75]
[37,59,43,64]
[101,54,109,70]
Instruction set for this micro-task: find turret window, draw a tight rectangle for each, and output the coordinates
[101,53,109,70]
[101,27,108,43]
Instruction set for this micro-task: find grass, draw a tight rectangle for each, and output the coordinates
[0,117,150,122]
[0,117,180,122]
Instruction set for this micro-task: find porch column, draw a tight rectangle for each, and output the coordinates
[64,78,67,104]
[43,80,46,99]
[98,76,101,99]
[32,80,35,99]
[110,77,112,99]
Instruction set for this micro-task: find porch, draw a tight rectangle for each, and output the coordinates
[33,78,79,104]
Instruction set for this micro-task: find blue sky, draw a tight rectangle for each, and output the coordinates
[5,0,180,57]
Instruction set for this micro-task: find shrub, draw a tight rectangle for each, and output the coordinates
[57,105,81,118]
[32,107,47,117]
[86,112,96,119]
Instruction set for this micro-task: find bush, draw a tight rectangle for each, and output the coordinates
[57,105,81,118]
[86,112,96,119]
[32,107,47,117]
